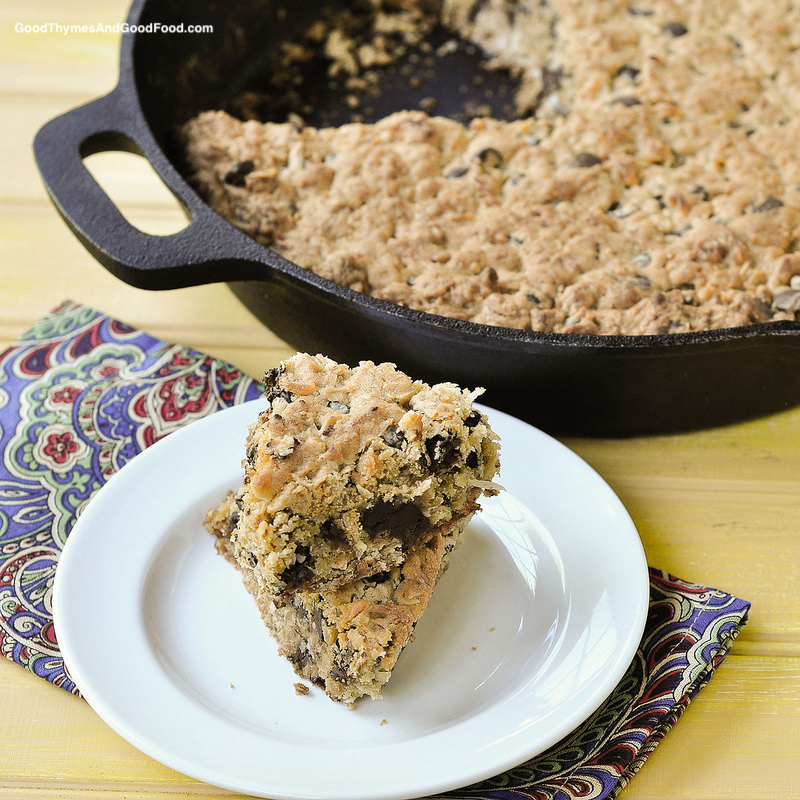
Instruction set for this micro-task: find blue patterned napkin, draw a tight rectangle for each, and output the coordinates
[442,569,748,799]
[0,301,262,688]
[0,301,749,799]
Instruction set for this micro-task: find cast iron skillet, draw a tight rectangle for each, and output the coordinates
[33,0,800,436]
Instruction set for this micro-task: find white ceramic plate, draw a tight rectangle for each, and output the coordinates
[54,400,648,800]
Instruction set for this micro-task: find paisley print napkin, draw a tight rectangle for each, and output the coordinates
[0,301,262,689]
[0,301,750,800]
[441,569,749,800]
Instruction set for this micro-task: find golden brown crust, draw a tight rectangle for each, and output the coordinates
[179,0,800,335]
[233,353,499,596]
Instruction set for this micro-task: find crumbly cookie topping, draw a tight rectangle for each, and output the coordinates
[181,0,800,334]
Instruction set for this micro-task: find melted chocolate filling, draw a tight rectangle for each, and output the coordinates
[360,500,430,545]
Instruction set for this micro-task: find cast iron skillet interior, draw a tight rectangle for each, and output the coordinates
[33,0,800,436]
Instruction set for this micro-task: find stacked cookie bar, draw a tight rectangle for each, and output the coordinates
[204,353,500,707]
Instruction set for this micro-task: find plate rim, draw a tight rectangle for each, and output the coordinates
[53,400,649,800]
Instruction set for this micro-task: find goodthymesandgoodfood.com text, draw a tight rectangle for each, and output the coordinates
[14,22,214,35]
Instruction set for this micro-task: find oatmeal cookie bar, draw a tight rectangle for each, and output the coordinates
[180,0,800,335]
[233,353,499,596]
[205,490,467,707]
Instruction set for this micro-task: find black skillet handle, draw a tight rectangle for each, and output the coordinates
[33,88,271,290]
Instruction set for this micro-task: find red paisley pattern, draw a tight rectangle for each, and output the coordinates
[42,432,79,464]
[0,302,263,694]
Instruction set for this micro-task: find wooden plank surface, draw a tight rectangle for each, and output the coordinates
[1,1,799,798]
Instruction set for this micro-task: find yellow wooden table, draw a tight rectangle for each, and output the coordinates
[1,2,799,798]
